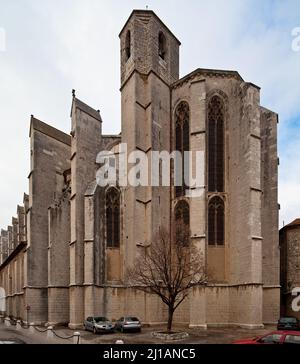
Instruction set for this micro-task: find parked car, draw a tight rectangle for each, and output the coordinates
[114,316,142,332]
[84,316,114,334]
[277,316,300,331]
[233,331,300,344]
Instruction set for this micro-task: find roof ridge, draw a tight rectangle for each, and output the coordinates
[172,67,244,89]
[30,116,71,146]
[71,96,102,122]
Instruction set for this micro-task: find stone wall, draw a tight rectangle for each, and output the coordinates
[120,10,180,87]
[48,188,70,325]
[0,252,25,319]
[263,286,280,324]
[0,198,27,320]
[261,108,280,286]
[69,97,102,328]
[0,10,281,330]
[26,116,71,323]
[82,284,270,328]
[280,223,300,320]
[120,9,178,277]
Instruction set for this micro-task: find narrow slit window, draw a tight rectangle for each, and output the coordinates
[125,30,131,61]
[208,95,224,192]
[175,101,190,197]
[174,200,190,246]
[106,187,120,248]
[158,32,167,60]
[208,196,224,246]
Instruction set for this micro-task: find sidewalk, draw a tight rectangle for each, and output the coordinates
[0,322,76,344]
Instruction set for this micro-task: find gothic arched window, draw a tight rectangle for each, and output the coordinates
[175,101,190,197]
[208,196,224,246]
[208,95,225,192]
[125,30,131,61]
[106,187,120,248]
[174,200,190,246]
[158,32,167,60]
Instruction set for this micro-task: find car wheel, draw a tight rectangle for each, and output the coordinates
[121,327,124,333]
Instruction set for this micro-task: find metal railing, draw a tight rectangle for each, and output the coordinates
[4,318,81,344]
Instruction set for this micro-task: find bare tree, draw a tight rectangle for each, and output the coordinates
[127,226,207,332]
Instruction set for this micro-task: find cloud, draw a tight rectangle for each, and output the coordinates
[278,120,300,225]
[0,0,299,227]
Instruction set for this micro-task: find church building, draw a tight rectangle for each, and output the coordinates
[0,10,280,329]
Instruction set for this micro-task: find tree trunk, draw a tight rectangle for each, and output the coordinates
[167,306,174,333]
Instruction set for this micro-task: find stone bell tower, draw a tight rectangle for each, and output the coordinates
[120,10,180,86]
[119,10,181,270]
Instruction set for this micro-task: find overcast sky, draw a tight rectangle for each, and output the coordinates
[0,0,299,228]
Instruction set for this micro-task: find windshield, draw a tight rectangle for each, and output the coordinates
[126,317,139,322]
[279,317,297,323]
[94,317,109,322]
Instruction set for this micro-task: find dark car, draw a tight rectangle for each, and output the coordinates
[84,316,114,334]
[115,317,142,333]
[277,317,300,331]
[233,330,300,344]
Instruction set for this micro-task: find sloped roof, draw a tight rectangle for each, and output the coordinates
[285,219,300,228]
[30,116,71,146]
[280,218,300,232]
[119,9,181,45]
[172,68,244,89]
[71,95,102,122]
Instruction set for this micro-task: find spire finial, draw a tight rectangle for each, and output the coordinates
[72,89,76,98]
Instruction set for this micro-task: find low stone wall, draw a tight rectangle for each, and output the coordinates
[80,283,277,329]
[2,283,280,328]
[190,284,265,328]
[83,286,167,324]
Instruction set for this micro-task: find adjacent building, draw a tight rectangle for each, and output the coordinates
[280,219,300,320]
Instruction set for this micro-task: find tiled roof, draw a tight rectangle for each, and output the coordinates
[285,218,300,228]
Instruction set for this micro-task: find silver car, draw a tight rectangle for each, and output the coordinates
[84,316,114,334]
[115,316,142,332]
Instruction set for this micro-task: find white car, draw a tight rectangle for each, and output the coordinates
[115,317,142,333]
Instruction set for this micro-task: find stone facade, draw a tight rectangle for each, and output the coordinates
[279,219,300,320]
[0,10,280,328]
